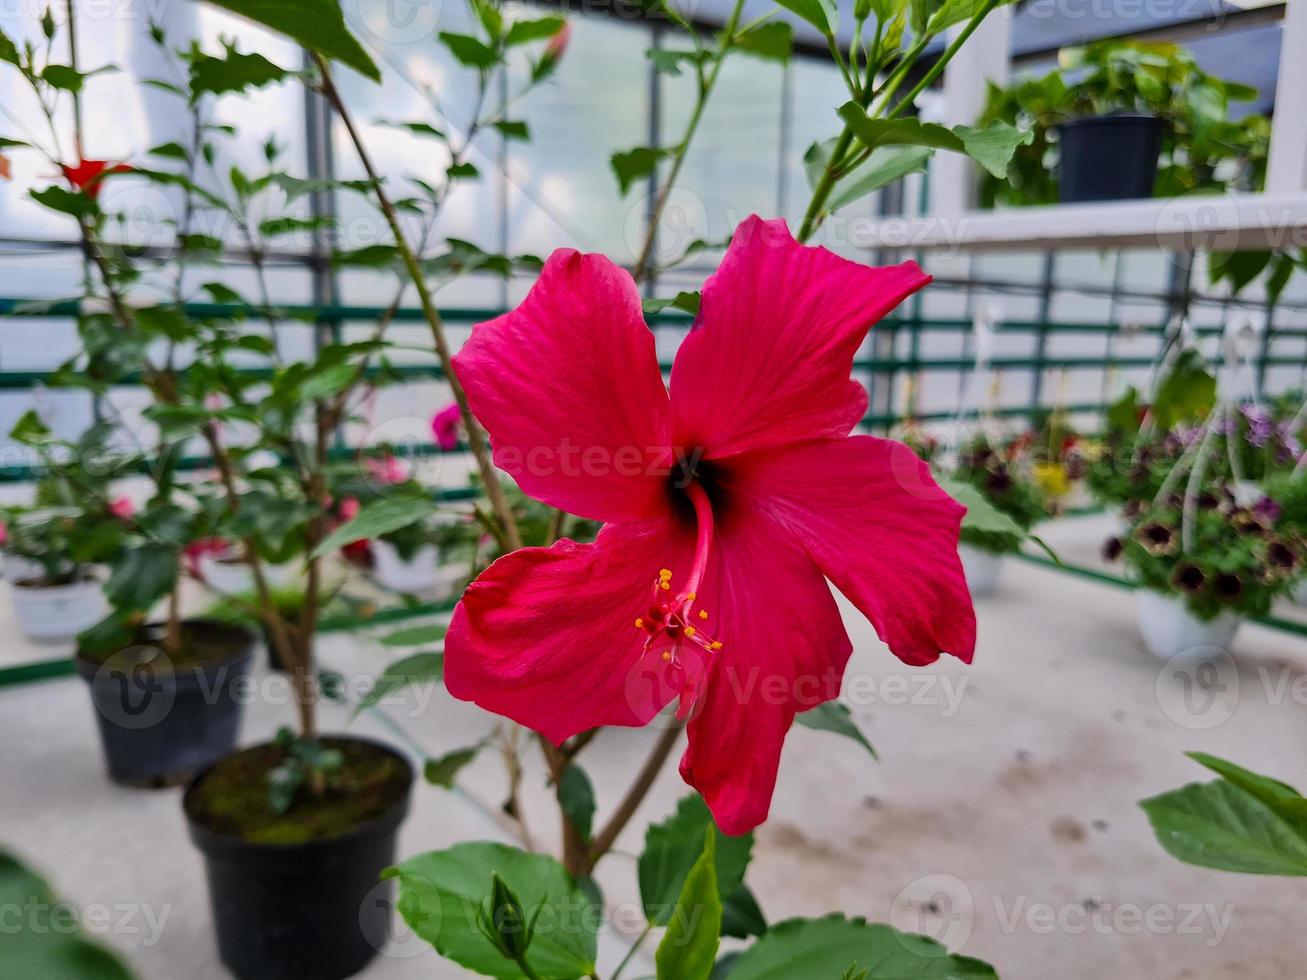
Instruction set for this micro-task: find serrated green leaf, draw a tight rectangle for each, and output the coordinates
[640,794,753,926]
[727,915,997,979]
[837,106,1032,179]
[189,47,288,95]
[385,843,598,979]
[611,146,668,195]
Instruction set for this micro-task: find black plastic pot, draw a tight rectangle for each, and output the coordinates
[75,620,255,787]
[183,737,414,980]
[1056,114,1163,203]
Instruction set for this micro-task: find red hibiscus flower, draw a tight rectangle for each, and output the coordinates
[431,402,462,451]
[61,158,131,200]
[445,215,975,835]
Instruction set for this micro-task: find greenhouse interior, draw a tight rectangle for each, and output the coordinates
[3,0,1307,977]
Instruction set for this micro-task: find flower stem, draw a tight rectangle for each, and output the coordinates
[582,723,684,876]
[312,54,523,552]
[633,0,747,282]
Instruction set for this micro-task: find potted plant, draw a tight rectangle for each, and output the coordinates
[979,40,1267,205]
[1,504,108,642]
[1106,487,1298,659]
[949,435,1048,595]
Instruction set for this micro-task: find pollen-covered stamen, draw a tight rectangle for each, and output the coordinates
[632,481,722,716]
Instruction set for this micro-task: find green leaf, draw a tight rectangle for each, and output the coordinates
[439,32,499,69]
[640,794,753,926]
[1141,771,1307,876]
[105,544,179,612]
[30,185,96,220]
[377,119,447,141]
[836,106,1033,179]
[312,495,436,558]
[938,477,1027,539]
[648,48,710,76]
[199,0,379,81]
[448,161,480,179]
[0,27,20,66]
[492,120,531,140]
[1208,250,1270,296]
[42,64,107,93]
[385,842,598,979]
[0,850,137,980]
[727,915,997,979]
[505,15,566,46]
[733,22,792,64]
[0,136,29,149]
[355,651,444,715]
[556,765,596,841]
[772,0,838,36]
[795,702,877,760]
[804,139,933,211]
[643,291,701,316]
[611,146,669,195]
[378,623,447,646]
[190,47,288,95]
[656,828,722,980]
[927,0,1018,33]
[424,742,485,789]
[1152,348,1216,430]
[720,884,767,939]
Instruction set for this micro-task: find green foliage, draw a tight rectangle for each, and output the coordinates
[189,43,289,95]
[556,765,597,841]
[354,651,445,716]
[267,728,345,815]
[199,0,379,81]
[1151,349,1216,431]
[656,829,722,980]
[794,701,877,760]
[611,146,670,195]
[385,842,599,979]
[837,107,1033,179]
[978,39,1269,207]
[0,850,136,979]
[948,436,1048,555]
[724,914,997,978]
[1142,753,1307,875]
[425,742,487,789]
[312,494,437,558]
[640,794,754,926]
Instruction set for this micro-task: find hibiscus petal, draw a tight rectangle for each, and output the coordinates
[453,249,672,523]
[669,215,929,459]
[678,510,851,836]
[722,435,976,667]
[444,520,697,745]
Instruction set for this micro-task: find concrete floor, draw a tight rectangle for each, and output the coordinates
[5,513,1307,979]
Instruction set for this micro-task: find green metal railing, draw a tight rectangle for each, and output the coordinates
[0,296,1303,687]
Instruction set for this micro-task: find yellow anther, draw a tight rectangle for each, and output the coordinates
[710,641,723,651]
[659,568,673,580]
[684,626,696,637]
[661,651,672,661]
[685,591,696,601]
[698,610,708,620]
[635,618,644,629]
[660,581,671,590]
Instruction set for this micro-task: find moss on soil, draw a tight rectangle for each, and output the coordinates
[77,620,252,670]
[187,739,411,845]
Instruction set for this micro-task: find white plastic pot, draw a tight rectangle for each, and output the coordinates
[10,577,107,643]
[4,553,51,583]
[370,540,440,593]
[1136,590,1241,661]
[959,544,1005,597]
[1293,580,1307,607]
[198,552,296,594]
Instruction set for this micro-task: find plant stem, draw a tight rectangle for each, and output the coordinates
[611,923,655,980]
[886,0,1000,121]
[538,735,588,876]
[312,54,522,552]
[582,724,683,876]
[797,79,878,243]
[633,0,747,282]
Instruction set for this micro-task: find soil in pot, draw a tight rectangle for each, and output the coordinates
[184,737,414,980]
[75,619,255,787]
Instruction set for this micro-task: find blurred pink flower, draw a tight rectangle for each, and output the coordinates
[108,496,135,519]
[366,454,406,485]
[339,497,361,521]
[545,20,571,61]
[431,402,462,451]
[0,521,8,547]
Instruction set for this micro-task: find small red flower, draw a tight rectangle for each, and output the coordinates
[445,216,975,834]
[61,158,131,200]
[431,402,462,451]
